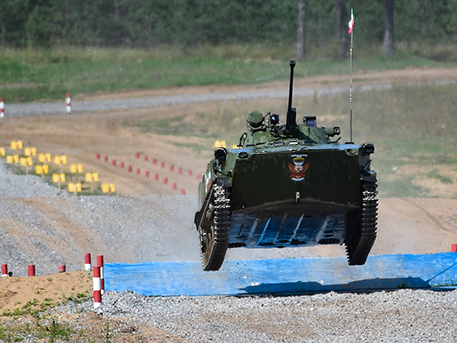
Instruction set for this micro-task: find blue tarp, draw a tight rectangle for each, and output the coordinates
[105,253,457,296]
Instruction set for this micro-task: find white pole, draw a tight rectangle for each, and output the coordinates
[0,98,5,118]
[66,92,71,115]
[349,9,355,143]
[349,30,354,143]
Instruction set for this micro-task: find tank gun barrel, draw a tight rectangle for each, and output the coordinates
[287,60,296,111]
[286,60,297,133]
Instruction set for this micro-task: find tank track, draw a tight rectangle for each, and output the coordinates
[198,180,230,271]
[345,179,378,265]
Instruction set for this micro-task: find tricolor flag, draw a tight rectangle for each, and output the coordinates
[348,8,354,34]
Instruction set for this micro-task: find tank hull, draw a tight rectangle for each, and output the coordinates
[226,143,362,248]
[230,144,361,208]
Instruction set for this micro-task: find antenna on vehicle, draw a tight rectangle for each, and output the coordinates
[348,8,355,144]
[286,60,297,133]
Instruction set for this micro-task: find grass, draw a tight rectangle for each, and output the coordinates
[0,54,292,102]
[2,43,457,103]
[428,169,454,185]
[0,297,80,342]
[0,292,118,342]
[124,115,196,135]
[0,289,92,342]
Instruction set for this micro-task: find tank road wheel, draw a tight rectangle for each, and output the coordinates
[345,179,378,265]
[198,181,230,271]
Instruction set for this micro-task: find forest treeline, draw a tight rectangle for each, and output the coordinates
[0,0,456,50]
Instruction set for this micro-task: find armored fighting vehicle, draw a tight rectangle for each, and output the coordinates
[194,60,378,271]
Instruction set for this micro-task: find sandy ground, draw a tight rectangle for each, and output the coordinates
[1,67,457,340]
[0,271,92,313]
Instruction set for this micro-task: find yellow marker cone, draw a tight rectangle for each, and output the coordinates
[36,165,44,179]
[86,173,98,192]
[52,174,60,183]
[68,183,75,192]
[214,140,227,148]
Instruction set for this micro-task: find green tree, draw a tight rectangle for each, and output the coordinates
[2,0,457,51]
[336,0,348,59]
[383,0,394,56]
[297,0,306,61]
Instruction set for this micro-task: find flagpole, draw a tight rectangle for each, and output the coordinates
[349,27,354,143]
[348,9,354,143]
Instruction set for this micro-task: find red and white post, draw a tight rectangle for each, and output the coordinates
[0,98,4,118]
[84,253,92,271]
[97,255,105,295]
[66,92,71,115]
[1,264,7,277]
[93,266,102,309]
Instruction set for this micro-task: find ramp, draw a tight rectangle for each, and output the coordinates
[104,253,457,296]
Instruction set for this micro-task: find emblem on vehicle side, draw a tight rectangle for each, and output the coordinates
[288,154,310,181]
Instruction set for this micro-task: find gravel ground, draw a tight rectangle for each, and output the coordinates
[0,163,200,276]
[0,164,71,199]
[56,288,457,343]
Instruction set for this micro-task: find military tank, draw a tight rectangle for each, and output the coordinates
[194,60,378,271]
